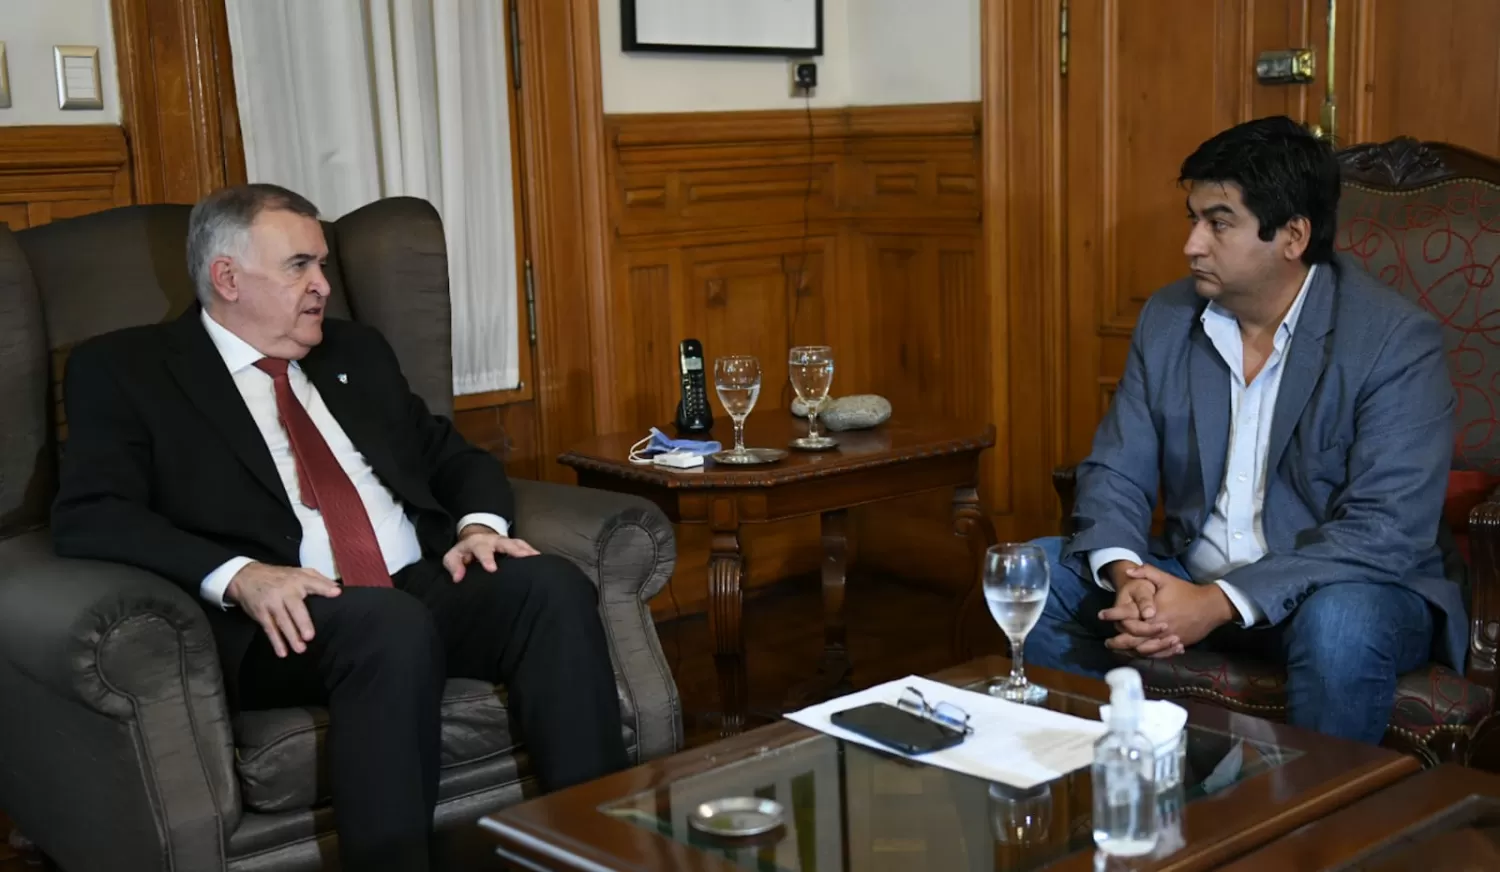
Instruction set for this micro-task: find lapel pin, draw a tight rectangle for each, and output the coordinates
[337,373,348,384]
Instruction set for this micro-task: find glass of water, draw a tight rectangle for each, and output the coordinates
[984,543,1050,704]
[788,345,837,450]
[714,355,762,456]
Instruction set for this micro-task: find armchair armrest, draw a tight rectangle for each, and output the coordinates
[1466,488,1500,691]
[0,530,238,872]
[510,479,681,761]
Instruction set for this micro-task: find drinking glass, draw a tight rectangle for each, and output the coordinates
[984,543,1050,704]
[714,355,762,456]
[989,782,1053,847]
[788,345,837,450]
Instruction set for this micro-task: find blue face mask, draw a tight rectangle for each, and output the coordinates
[629,427,722,465]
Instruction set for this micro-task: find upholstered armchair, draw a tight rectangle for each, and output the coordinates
[1052,138,1500,767]
[0,199,681,870]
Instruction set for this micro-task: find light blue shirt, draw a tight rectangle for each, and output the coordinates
[1089,265,1317,627]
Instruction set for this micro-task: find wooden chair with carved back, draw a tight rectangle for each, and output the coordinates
[1052,138,1500,768]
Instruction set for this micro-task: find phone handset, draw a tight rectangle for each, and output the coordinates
[674,339,714,436]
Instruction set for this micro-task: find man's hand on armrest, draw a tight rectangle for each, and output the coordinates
[224,563,342,659]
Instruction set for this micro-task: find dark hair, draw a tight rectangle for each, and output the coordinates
[186,183,321,304]
[1178,116,1340,265]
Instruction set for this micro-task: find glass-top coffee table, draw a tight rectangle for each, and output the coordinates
[480,657,1419,872]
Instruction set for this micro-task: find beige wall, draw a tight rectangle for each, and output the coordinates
[0,0,121,125]
[599,0,979,113]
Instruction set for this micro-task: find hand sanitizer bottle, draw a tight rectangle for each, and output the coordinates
[1092,667,1158,857]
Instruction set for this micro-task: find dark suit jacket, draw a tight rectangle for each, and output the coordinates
[1061,254,1467,670]
[50,306,515,677]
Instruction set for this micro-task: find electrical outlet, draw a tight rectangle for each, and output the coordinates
[789,59,817,98]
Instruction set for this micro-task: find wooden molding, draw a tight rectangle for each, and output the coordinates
[608,102,982,149]
[509,0,615,481]
[111,0,246,204]
[981,0,1066,539]
[0,126,131,172]
[0,126,132,231]
[592,102,988,614]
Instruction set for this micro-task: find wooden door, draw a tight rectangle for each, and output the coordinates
[1060,0,1500,462]
[1062,0,1322,460]
[1332,0,1500,154]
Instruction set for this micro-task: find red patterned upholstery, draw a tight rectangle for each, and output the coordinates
[1336,175,1500,477]
[1335,144,1500,595]
[1131,652,1494,742]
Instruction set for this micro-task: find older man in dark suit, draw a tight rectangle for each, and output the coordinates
[51,183,627,871]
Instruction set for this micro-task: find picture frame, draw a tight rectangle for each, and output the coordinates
[54,45,104,111]
[621,0,823,57]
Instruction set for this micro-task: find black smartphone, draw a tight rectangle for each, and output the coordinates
[830,702,967,755]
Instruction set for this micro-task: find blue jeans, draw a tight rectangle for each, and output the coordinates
[1023,537,1434,745]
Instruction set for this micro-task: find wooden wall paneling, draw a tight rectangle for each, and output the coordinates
[111,0,246,204]
[512,0,611,482]
[0,126,133,232]
[1322,0,1500,155]
[969,0,1068,557]
[454,403,541,482]
[603,104,986,615]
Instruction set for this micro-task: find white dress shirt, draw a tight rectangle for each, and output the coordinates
[1089,265,1317,627]
[199,310,509,607]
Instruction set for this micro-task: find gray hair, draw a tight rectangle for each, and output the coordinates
[186,183,321,306]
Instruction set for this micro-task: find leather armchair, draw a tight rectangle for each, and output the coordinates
[0,198,681,871]
[1051,139,1500,768]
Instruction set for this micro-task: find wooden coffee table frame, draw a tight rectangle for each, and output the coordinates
[481,657,1420,872]
[1219,764,1500,869]
[560,416,998,734]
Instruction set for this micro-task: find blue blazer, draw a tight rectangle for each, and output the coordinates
[1062,254,1466,670]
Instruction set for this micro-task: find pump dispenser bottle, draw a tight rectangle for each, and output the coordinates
[1092,667,1158,856]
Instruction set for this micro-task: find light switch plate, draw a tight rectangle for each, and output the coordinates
[54,45,103,110]
[0,42,11,109]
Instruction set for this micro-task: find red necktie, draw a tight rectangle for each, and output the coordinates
[254,358,392,588]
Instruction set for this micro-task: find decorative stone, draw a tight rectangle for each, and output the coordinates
[820,395,892,431]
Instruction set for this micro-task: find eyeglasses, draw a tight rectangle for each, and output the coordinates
[897,686,975,735]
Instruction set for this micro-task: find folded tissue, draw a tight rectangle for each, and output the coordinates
[1099,699,1189,788]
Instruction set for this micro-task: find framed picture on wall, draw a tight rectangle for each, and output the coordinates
[621,0,823,56]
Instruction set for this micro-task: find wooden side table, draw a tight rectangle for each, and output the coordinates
[559,415,997,735]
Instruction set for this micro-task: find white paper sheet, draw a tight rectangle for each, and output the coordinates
[785,675,1108,789]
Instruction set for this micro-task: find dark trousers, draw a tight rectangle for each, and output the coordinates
[1023,536,1434,745]
[236,553,629,872]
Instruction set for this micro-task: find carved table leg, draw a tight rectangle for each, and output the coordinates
[952,484,998,661]
[785,509,853,709]
[708,528,747,737]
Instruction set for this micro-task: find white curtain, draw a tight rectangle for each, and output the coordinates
[224,0,522,395]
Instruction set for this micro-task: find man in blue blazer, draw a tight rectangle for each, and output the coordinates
[1026,116,1463,744]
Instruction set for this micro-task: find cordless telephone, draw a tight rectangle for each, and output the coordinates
[674,339,714,436]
